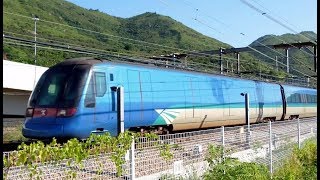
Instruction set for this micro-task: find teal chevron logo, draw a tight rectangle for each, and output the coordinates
[154,109,181,125]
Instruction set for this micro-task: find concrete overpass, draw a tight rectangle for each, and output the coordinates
[3,60,48,117]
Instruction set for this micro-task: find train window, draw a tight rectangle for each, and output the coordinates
[37,73,66,106]
[85,76,95,108]
[62,64,91,107]
[94,72,106,97]
[110,74,114,81]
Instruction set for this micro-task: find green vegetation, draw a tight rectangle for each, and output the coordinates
[3,0,228,66]
[3,131,168,179]
[3,0,303,80]
[203,144,271,180]
[273,138,317,179]
[3,131,317,179]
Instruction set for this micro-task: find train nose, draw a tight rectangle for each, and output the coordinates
[22,122,64,139]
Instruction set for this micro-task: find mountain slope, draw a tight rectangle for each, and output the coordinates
[3,0,308,80]
[248,31,317,77]
[3,0,230,66]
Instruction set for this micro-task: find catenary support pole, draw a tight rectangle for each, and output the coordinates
[241,92,250,148]
[245,93,250,147]
[221,126,225,161]
[236,53,240,74]
[285,48,289,73]
[275,56,278,71]
[219,47,224,74]
[117,86,124,135]
[297,118,301,149]
[269,121,273,174]
[32,16,39,88]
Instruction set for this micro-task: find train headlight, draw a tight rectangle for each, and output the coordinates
[57,108,77,117]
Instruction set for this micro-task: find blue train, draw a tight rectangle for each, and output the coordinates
[22,57,317,139]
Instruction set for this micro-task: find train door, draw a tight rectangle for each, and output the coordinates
[185,76,201,121]
[192,77,202,118]
[105,68,119,133]
[127,70,142,124]
[255,82,264,122]
[127,70,153,127]
[92,70,113,134]
[140,71,153,123]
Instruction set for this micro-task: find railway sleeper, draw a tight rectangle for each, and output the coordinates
[260,117,276,123]
[289,115,299,120]
[129,125,173,135]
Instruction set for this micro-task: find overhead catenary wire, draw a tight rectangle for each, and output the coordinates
[239,0,317,45]
[3,11,237,64]
[177,0,316,73]
[173,0,316,77]
[1,11,294,69]
[3,11,315,80]
[3,11,202,55]
[5,35,306,85]
[249,0,317,41]
[4,40,315,88]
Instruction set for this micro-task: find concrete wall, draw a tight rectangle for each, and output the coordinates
[3,93,31,116]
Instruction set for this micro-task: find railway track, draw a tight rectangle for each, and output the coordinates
[2,117,315,152]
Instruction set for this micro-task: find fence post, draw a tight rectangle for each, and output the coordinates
[297,118,301,149]
[221,126,225,161]
[269,121,273,174]
[130,136,135,180]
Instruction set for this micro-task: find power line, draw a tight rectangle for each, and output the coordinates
[240,0,317,45]
[3,11,315,80]
[2,11,287,69]
[250,0,317,41]
[4,36,315,87]
[252,40,315,71]
[3,11,198,54]
[179,0,316,70]
[4,11,234,62]
[171,0,316,77]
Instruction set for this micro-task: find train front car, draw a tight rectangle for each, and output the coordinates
[22,59,99,140]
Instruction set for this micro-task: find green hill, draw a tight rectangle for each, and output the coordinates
[248,31,317,77]
[3,0,230,65]
[3,0,312,82]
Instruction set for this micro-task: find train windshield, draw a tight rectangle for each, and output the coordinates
[29,64,91,108]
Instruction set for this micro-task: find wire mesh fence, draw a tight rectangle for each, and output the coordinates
[3,117,317,179]
[4,152,133,180]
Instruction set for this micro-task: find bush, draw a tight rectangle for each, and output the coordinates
[273,138,317,180]
[203,144,270,180]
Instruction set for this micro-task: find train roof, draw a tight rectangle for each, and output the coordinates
[54,57,316,90]
[52,57,103,66]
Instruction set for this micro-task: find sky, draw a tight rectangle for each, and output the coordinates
[66,0,317,47]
